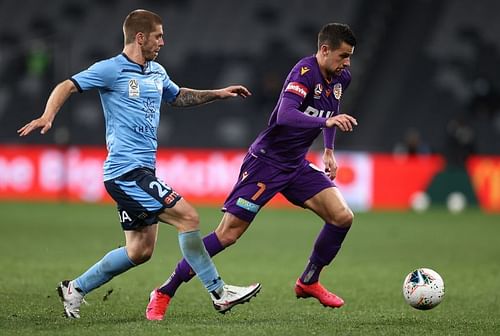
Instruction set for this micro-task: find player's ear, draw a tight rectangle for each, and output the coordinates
[320,44,329,56]
[136,32,145,45]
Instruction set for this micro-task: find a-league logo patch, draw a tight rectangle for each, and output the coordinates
[333,83,342,100]
[314,83,323,99]
[128,79,140,98]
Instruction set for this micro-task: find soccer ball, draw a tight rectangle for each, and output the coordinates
[402,268,445,310]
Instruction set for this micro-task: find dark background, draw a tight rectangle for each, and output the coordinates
[1,0,499,165]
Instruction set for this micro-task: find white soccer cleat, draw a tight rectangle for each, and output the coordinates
[57,280,86,318]
[210,283,261,314]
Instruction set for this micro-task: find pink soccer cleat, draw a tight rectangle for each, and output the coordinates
[146,289,171,321]
[294,279,344,308]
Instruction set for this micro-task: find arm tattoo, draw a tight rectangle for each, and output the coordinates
[171,88,219,107]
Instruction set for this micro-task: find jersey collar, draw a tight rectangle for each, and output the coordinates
[121,52,149,73]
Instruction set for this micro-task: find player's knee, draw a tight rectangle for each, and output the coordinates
[217,230,240,247]
[215,220,246,247]
[329,207,354,228]
[127,246,154,264]
[179,211,200,231]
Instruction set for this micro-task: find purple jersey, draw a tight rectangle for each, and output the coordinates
[250,55,351,170]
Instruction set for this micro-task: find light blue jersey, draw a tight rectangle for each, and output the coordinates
[71,53,180,180]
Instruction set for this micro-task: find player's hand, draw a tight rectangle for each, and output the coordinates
[17,117,53,136]
[218,85,252,99]
[323,149,338,180]
[325,114,357,131]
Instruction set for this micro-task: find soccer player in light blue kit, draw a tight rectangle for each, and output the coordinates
[18,9,260,319]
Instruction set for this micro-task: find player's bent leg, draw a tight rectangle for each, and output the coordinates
[294,187,352,308]
[214,212,251,247]
[124,224,159,264]
[157,198,200,233]
[304,187,354,228]
[158,201,229,306]
[148,230,231,320]
[147,211,257,320]
[59,227,156,319]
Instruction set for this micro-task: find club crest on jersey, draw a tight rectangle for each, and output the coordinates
[333,83,342,100]
[314,83,323,99]
[128,79,140,98]
[285,82,308,98]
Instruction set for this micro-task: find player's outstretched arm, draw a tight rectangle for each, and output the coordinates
[18,80,78,136]
[171,86,251,107]
[325,114,358,132]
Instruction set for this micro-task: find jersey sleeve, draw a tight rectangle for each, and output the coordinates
[323,127,336,149]
[162,76,180,103]
[157,65,180,103]
[277,96,327,128]
[71,59,118,92]
[282,62,313,104]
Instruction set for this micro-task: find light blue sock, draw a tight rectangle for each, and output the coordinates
[178,230,224,293]
[74,247,136,294]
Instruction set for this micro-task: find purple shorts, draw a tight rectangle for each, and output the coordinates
[222,153,335,223]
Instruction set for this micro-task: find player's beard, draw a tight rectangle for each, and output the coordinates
[332,67,344,77]
[142,45,159,61]
[325,68,337,79]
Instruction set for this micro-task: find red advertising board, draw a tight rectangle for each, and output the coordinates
[371,154,445,209]
[1,145,497,212]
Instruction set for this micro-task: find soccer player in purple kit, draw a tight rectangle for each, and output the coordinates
[146,23,358,319]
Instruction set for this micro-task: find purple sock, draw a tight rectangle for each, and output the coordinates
[158,232,225,296]
[300,223,350,284]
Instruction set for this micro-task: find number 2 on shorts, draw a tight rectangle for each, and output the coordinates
[251,182,266,201]
[150,180,170,198]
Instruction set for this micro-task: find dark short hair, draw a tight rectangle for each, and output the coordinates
[123,9,163,44]
[317,23,356,50]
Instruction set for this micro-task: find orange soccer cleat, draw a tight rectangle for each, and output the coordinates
[294,279,344,308]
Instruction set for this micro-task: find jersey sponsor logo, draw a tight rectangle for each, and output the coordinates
[325,89,332,97]
[333,83,342,100]
[314,83,323,99]
[164,190,180,205]
[241,171,249,181]
[303,105,335,118]
[236,197,260,213]
[134,125,157,134]
[300,66,310,75]
[285,82,308,98]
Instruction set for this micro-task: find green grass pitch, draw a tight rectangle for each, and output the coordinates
[0,202,499,335]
